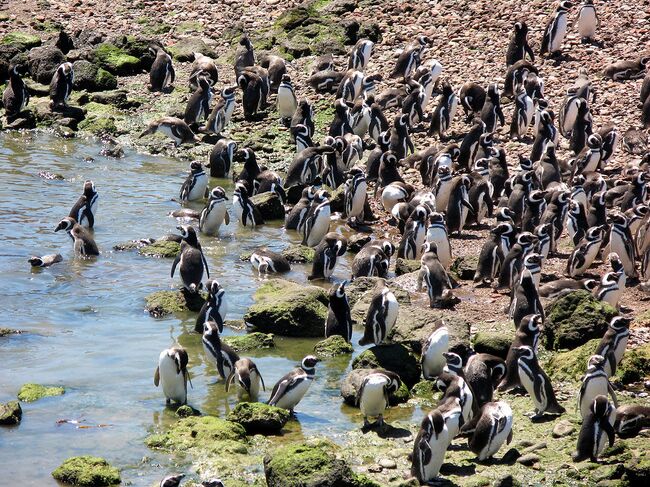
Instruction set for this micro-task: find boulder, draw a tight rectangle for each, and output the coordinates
[546,339,598,382]
[17,383,64,402]
[72,60,117,92]
[624,457,650,484]
[349,279,410,323]
[51,456,120,487]
[281,244,315,263]
[90,90,137,109]
[226,402,290,434]
[544,290,618,350]
[450,255,478,280]
[0,44,20,80]
[340,368,410,406]
[175,405,201,417]
[92,43,140,75]
[347,234,371,253]
[251,191,285,220]
[1,32,41,51]
[352,344,421,387]
[110,35,156,70]
[223,332,275,352]
[27,46,65,84]
[78,115,118,136]
[144,289,207,317]
[395,258,420,276]
[613,343,650,385]
[473,331,512,359]
[167,37,216,62]
[243,279,328,337]
[314,335,353,358]
[138,240,180,258]
[0,401,22,425]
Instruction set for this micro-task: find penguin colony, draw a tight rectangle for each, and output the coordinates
[7,0,650,485]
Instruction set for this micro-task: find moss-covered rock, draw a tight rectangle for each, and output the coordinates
[347,234,371,253]
[223,332,275,352]
[473,331,512,360]
[411,380,437,400]
[281,244,315,263]
[352,344,421,388]
[1,32,41,51]
[167,37,216,62]
[51,456,120,487]
[227,402,290,434]
[0,401,22,425]
[78,115,118,136]
[450,255,479,280]
[138,240,180,258]
[340,368,411,406]
[243,279,328,337]
[624,456,650,483]
[546,338,598,382]
[613,343,650,385]
[144,289,207,317]
[72,60,117,92]
[93,43,140,75]
[251,191,285,220]
[175,405,201,417]
[27,46,66,84]
[395,258,420,276]
[314,335,354,358]
[17,383,64,402]
[544,290,618,350]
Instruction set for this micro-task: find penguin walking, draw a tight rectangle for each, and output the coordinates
[195,279,228,333]
[301,190,331,247]
[426,212,452,269]
[463,401,513,461]
[179,161,209,202]
[2,65,30,121]
[149,45,175,92]
[325,281,353,342]
[429,82,458,140]
[171,225,209,293]
[199,187,229,236]
[498,314,543,392]
[418,242,455,308]
[277,74,298,123]
[202,321,239,381]
[201,86,237,136]
[540,1,571,56]
[250,248,291,274]
[578,354,618,420]
[232,183,264,228]
[506,21,535,66]
[139,117,199,146]
[514,345,565,418]
[309,232,347,280]
[225,358,266,402]
[54,217,99,256]
[411,410,449,484]
[577,0,599,42]
[154,346,191,405]
[573,396,616,462]
[268,355,320,413]
[356,370,402,427]
[359,279,399,346]
[595,316,632,377]
[49,62,74,109]
[344,168,368,227]
[421,325,449,379]
[69,180,99,228]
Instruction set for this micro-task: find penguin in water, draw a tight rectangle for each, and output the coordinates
[540,1,571,57]
[573,395,616,462]
[356,370,402,428]
[154,346,192,405]
[462,401,513,461]
[199,187,229,236]
[200,480,225,487]
[348,39,374,70]
[49,62,74,109]
[418,242,455,309]
[277,74,298,123]
[411,409,449,485]
[202,86,237,136]
[160,474,185,487]
[595,316,632,377]
[171,225,209,293]
[578,354,618,420]
[514,345,565,418]
[301,190,331,247]
[309,232,347,280]
[54,216,99,256]
[577,0,599,42]
[325,281,353,342]
[202,320,239,381]
[421,325,449,379]
[179,161,209,202]
[69,180,99,228]
[139,117,199,146]
[286,185,318,230]
[232,182,264,228]
[268,355,320,413]
[149,45,175,92]
[226,358,266,402]
[28,254,63,268]
[499,314,543,392]
[3,64,30,121]
[195,279,228,334]
[506,21,535,66]
[359,279,399,346]
[250,248,291,274]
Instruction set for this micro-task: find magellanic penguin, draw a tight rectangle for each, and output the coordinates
[446,175,474,236]
[179,161,209,202]
[28,254,63,268]
[149,45,175,92]
[160,473,185,487]
[202,86,237,136]
[464,353,507,409]
[614,404,650,439]
[578,354,618,420]
[498,314,543,392]
[348,39,374,70]
[509,266,545,328]
[609,212,638,279]
[268,355,320,413]
[480,84,505,133]
[462,401,513,461]
[309,232,347,280]
[436,367,475,427]
[513,345,565,418]
[238,70,265,120]
[232,182,264,228]
[325,281,353,342]
[429,82,458,140]
[510,86,534,140]
[506,21,535,66]
[259,53,286,92]
[195,279,228,334]
[494,231,538,291]
[573,395,616,462]
[390,35,429,79]
[171,225,210,293]
[54,216,99,256]
[202,320,240,381]
[602,56,650,81]
[411,409,449,484]
[577,0,599,42]
[250,248,291,274]
[199,186,230,236]
[356,370,401,428]
[417,242,456,309]
[290,99,315,139]
[398,206,429,260]
[459,82,487,122]
[190,51,218,88]
[593,271,623,309]
[565,225,606,277]
[359,279,399,346]
[49,62,74,109]
[595,316,632,377]
[277,74,298,122]
[69,180,99,228]
[540,1,571,56]
[301,190,331,247]
[154,346,192,405]
[225,358,266,402]
[351,241,391,279]
[421,324,449,379]
[201,479,225,487]
[286,185,318,230]
[473,223,509,285]
[3,64,30,121]
[139,117,199,146]
[344,168,368,227]
[426,212,452,269]
[234,35,254,77]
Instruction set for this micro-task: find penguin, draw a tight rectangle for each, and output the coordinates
[344,168,368,226]
[540,1,571,56]
[2,64,29,120]
[199,186,229,236]
[190,52,218,88]
[411,409,449,485]
[307,69,345,93]
[356,370,401,427]
[473,224,509,285]
[609,212,638,279]
[418,242,455,308]
[250,248,291,274]
[154,346,191,405]
[572,134,603,176]
[587,191,607,228]
[139,117,199,146]
[569,99,593,155]
[348,39,374,70]
[336,70,364,101]
[534,223,552,261]
[421,325,449,379]
[614,404,650,439]
[566,225,605,277]
[54,216,99,256]
[506,21,535,66]
[149,45,175,92]
[495,230,538,290]
[309,232,347,280]
[233,35,254,77]
[328,98,353,137]
[463,401,513,461]
[436,367,475,426]
[446,175,474,236]
[513,345,565,418]
[398,207,429,260]
[325,281,353,342]
[467,158,494,226]
[603,56,650,81]
[350,97,372,138]
[510,86,534,139]
[504,60,538,98]
[225,358,266,402]
[201,480,225,487]
[207,140,236,180]
[285,146,332,187]
[426,212,452,269]
[457,118,487,171]
[464,353,507,409]
[573,395,616,462]
[179,161,209,202]
[509,266,544,328]
[68,180,99,228]
[290,99,315,138]
[429,82,458,140]
[593,271,623,308]
[160,474,185,487]
[558,91,585,138]
[351,244,390,279]
[232,182,264,228]
[301,190,331,247]
[291,124,314,153]
[368,103,390,142]
[567,200,589,246]
[389,113,415,160]
[201,86,237,135]
[577,0,599,42]
[390,35,428,79]
[459,82,486,122]
[578,355,618,420]
[202,320,239,381]
[171,225,209,292]
[377,151,405,195]
[28,254,63,268]
[268,355,320,413]
[359,279,399,346]
[286,185,318,230]
[520,190,547,233]
[49,62,74,109]
[416,59,443,107]
[498,314,543,392]
[277,74,298,122]
[238,70,264,120]
[595,316,632,377]
[480,84,505,133]
[195,279,228,334]
[530,110,558,162]
[259,53,287,92]
[538,277,597,298]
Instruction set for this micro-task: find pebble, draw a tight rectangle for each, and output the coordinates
[379,458,397,469]
[522,442,547,454]
[516,453,540,466]
[552,420,575,438]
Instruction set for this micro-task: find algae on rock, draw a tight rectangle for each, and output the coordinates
[227,402,290,434]
[314,335,354,358]
[138,240,180,258]
[0,401,22,425]
[17,383,65,402]
[1,32,41,51]
[51,456,121,487]
[144,289,207,317]
[93,43,140,75]
[281,244,315,263]
[223,332,275,352]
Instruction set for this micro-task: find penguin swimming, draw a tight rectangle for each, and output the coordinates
[463,401,513,461]
[250,248,291,274]
[68,180,99,228]
[28,254,63,268]
[309,232,347,280]
[199,186,229,236]
[359,279,399,346]
[171,225,209,293]
[573,395,616,462]
[54,216,99,256]
[195,279,228,334]
[179,161,209,202]
[325,281,353,342]
[149,45,175,92]
[139,117,199,146]
[421,325,449,379]
[202,320,239,381]
[154,346,191,405]
[514,345,565,418]
[225,358,266,402]
[268,355,319,413]
[356,370,401,428]
[49,62,73,109]
[232,182,264,228]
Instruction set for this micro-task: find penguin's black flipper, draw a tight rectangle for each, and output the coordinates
[201,250,210,279]
[169,64,176,84]
[154,366,160,386]
[607,382,619,407]
[84,207,95,229]
[603,420,616,447]
[356,377,368,406]
[171,255,180,278]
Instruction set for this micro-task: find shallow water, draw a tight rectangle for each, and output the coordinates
[0,132,422,485]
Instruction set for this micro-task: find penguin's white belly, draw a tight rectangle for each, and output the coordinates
[427,231,451,268]
[478,405,513,460]
[360,380,388,418]
[275,378,312,410]
[582,152,600,173]
[349,182,367,218]
[277,90,297,118]
[232,197,245,224]
[611,234,635,276]
[550,17,568,52]
[593,423,609,458]
[518,364,545,411]
[413,224,427,258]
[580,377,608,419]
[353,112,370,137]
[159,124,180,143]
[187,175,208,201]
[602,286,622,307]
[381,186,407,212]
[576,243,601,275]
[578,9,598,38]
[307,214,331,247]
[384,294,399,335]
[422,333,449,379]
[435,184,453,212]
[423,430,449,480]
[563,99,579,134]
[448,96,458,124]
[159,356,186,403]
[200,204,226,235]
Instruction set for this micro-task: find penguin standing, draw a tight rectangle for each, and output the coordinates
[329,99,353,136]
[499,314,543,391]
[411,410,449,484]
[301,190,331,247]
[286,185,318,230]
[506,21,535,66]
[250,248,291,274]
[190,52,218,87]
[514,345,565,418]
[202,321,239,381]
[238,70,264,120]
[573,396,616,462]
[593,271,623,308]
[277,74,298,123]
[595,316,632,377]
[195,279,228,333]
[566,225,605,277]
[417,242,455,308]
[259,54,286,92]
[49,62,74,109]
[480,84,505,133]
[290,99,315,138]
[344,168,368,227]
[69,180,99,228]
[609,213,638,279]
[325,281,353,342]
[540,1,571,56]
[459,82,486,122]
[309,232,347,280]
[171,225,209,293]
[232,183,264,228]
[463,401,513,461]
[473,223,509,285]
[234,35,254,77]
[268,355,320,413]
[356,370,401,428]
[426,212,452,269]
[2,65,29,120]
[225,358,266,402]
[390,35,428,79]
[389,113,415,160]
[54,217,99,256]
[578,355,618,420]
[398,206,429,260]
[577,0,599,42]
[348,39,374,70]
[446,175,474,236]
[149,45,175,92]
[359,279,399,346]
[436,367,475,427]
[179,161,209,202]
[464,353,507,409]
[421,325,449,379]
[202,86,237,136]
[199,186,229,236]
[154,346,191,405]
[351,244,390,279]
[495,231,538,290]
[510,86,534,139]
[429,82,458,140]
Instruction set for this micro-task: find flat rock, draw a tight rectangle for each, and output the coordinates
[17,383,64,402]
[223,332,275,352]
[313,335,353,357]
[227,402,290,434]
[516,453,540,466]
[552,420,575,438]
[144,289,207,317]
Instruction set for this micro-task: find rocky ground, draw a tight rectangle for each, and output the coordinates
[2,0,650,486]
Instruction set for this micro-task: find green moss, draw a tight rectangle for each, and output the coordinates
[411,380,436,399]
[138,240,180,258]
[95,69,117,91]
[17,383,64,402]
[281,245,315,263]
[51,456,120,487]
[175,405,201,417]
[0,401,22,425]
[177,20,203,33]
[473,331,512,359]
[314,335,354,357]
[614,344,650,384]
[226,402,290,434]
[93,43,140,75]
[144,290,207,317]
[223,332,275,352]
[78,116,118,136]
[391,381,411,405]
[1,32,41,50]
[546,339,598,382]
